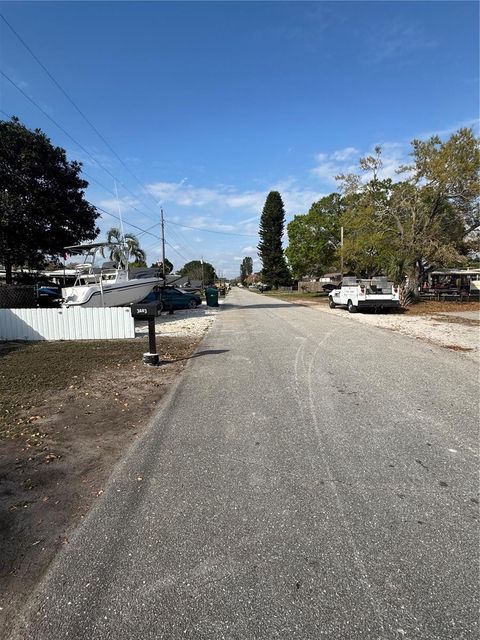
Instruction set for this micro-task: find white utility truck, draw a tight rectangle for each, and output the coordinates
[329,276,400,313]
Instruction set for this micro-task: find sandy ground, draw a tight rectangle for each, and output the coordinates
[300,300,480,360]
[134,303,221,339]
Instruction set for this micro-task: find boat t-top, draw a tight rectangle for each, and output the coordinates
[62,242,160,308]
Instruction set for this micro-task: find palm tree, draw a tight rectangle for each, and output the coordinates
[103,228,146,267]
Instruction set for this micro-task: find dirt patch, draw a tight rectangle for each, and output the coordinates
[430,314,480,327]
[404,300,480,316]
[0,335,200,639]
[442,344,474,352]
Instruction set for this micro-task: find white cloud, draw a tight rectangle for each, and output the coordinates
[147,180,265,213]
[146,179,326,224]
[311,146,365,184]
[311,142,410,185]
[331,147,358,161]
[97,195,141,214]
[417,118,480,140]
[366,24,437,64]
[242,245,258,253]
[310,158,345,184]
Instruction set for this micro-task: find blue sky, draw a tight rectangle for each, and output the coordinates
[1,1,478,277]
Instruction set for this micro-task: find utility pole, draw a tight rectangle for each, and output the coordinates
[201,257,205,289]
[161,208,166,281]
[340,226,344,277]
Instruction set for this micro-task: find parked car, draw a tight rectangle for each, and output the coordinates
[36,284,62,307]
[321,283,338,292]
[141,286,201,311]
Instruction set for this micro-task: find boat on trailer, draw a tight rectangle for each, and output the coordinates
[61,243,160,308]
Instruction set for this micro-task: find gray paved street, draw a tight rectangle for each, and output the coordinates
[13,288,479,639]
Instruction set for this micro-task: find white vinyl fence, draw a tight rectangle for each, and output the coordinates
[0,307,135,341]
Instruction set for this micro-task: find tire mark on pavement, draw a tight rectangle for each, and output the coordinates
[297,331,388,638]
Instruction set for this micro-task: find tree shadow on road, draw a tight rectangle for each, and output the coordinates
[220,302,304,310]
[165,349,229,363]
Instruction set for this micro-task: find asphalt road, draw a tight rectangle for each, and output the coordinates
[13,289,479,639]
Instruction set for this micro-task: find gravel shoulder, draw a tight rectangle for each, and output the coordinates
[134,304,221,339]
[315,305,480,359]
[279,296,480,360]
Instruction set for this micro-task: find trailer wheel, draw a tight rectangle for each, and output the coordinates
[329,297,336,309]
[347,299,358,313]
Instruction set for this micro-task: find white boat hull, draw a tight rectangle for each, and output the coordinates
[62,278,158,308]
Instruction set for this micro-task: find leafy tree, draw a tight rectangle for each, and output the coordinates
[149,259,173,274]
[161,258,174,274]
[0,117,99,283]
[104,228,146,267]
[240,256,253,284]
[286,193,343,279]
[130,260,147,268]
[258,191,291,287]
[338,178,395,278]
[337,129,480,295]
[179,259,216,284]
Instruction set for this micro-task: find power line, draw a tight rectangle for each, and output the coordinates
[0,130,188,265]
[0,69,162,224]
[1,102,160,227]
[3,88,255,244]
[78,170,161,225]
[1,64,252,259]
[0,13,163,215]
[165,220,193,248]
[95,206,189,264]
[164,222,197,262]
[164,239,191,264]
[166,218,258,238]
[94,204,159,240]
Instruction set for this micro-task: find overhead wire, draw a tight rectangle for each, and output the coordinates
[164,240,191,264]
[1,102,162,231]
[163,222,197,262]
[166,218,257,238]
[2,79,254,244]
[0,69,162,224]
[0,24,254,272]
[0,13,163,214]
[95,205,190,264]
[165,219,198,250]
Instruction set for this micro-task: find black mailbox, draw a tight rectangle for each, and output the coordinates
[131,302,160,319]
[131,302,160,366]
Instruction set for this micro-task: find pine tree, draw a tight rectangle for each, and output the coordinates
[240,256,253,284]
[258,191,291,287]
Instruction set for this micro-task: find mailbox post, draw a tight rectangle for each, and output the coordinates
[131,302,161,366]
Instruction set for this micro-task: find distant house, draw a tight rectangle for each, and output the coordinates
[299,271,342,293]
[319,272,342,286]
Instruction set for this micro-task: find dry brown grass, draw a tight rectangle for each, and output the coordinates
[404,300,480,316]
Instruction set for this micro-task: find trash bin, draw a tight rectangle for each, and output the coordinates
[205,287,219,307]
